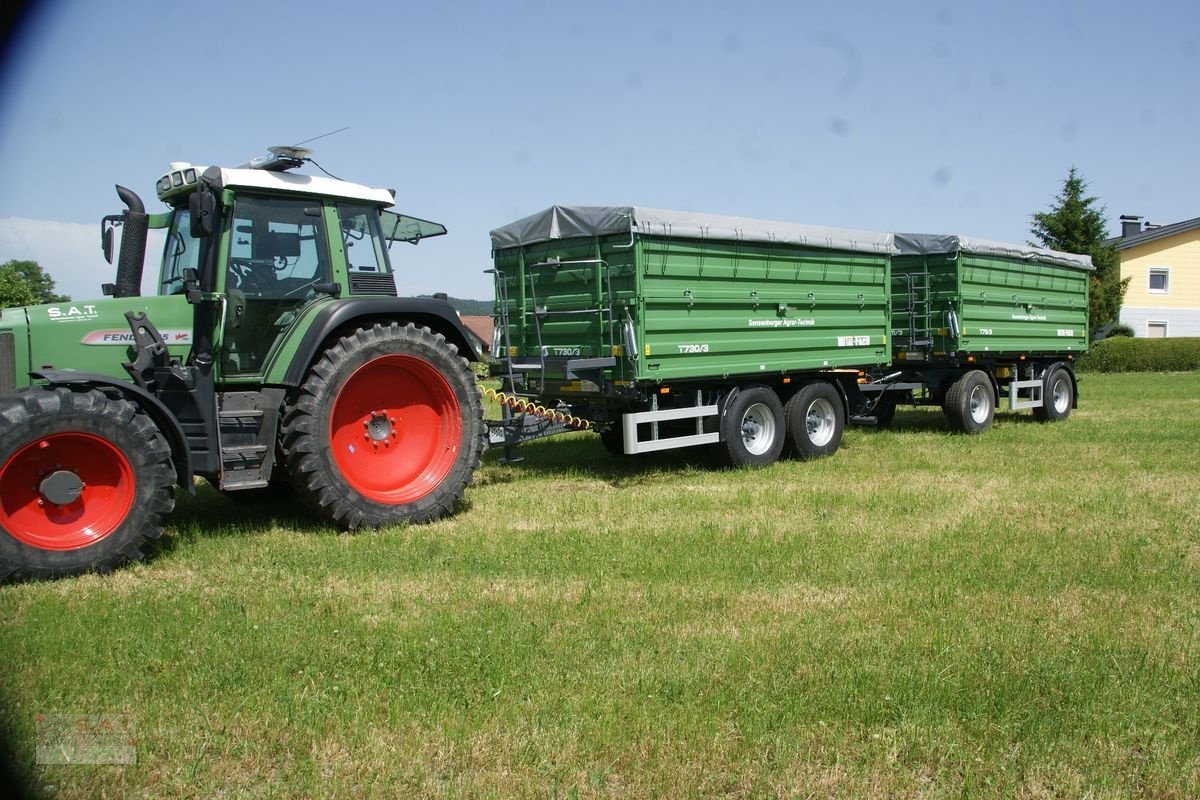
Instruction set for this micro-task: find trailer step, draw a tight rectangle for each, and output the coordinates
[220,479,271,491]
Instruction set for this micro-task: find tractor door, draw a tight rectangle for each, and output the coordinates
[218,195,331,377]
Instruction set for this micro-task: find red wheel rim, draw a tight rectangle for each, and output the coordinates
[0,433,136,551]
[329,354,462,505]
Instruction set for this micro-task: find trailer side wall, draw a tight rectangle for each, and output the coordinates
[892,251,1089,358]
[494,233,891,388]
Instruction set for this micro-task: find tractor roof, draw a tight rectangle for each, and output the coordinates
[202,166,395,207]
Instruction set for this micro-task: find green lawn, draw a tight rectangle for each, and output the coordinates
[2,372,1198,798]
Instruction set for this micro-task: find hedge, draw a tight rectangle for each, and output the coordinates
[1077,336,1200,373]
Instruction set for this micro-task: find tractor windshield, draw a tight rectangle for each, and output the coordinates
[160,208,202,295]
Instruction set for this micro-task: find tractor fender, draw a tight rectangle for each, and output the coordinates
[30,370,193,491]
[278,298,481,387]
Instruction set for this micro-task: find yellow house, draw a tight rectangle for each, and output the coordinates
[1113,215,1200,337]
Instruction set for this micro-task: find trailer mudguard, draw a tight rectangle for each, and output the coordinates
[278,298,480,387]
[29,370,193,490]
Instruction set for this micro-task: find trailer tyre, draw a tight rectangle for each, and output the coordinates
[1033,367,1074,422]
[0,388,175,581]
[599,427,625,457]
[784,381,845,459]
[872,397,897,428]
[944,370,995,434]
[716,386,785,467]
[282,323,484,530]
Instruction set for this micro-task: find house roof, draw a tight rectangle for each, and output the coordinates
[459,315,495,353]
[1108,216,1200,251]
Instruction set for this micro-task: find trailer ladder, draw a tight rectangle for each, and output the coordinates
[893,270,933,348]
[492,258,620,393]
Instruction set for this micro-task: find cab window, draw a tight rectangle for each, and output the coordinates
[160,208,202,295]
[337,203,391,275]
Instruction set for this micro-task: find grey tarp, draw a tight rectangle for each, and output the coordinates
[894,233,1094,271]
[490,205,896,256]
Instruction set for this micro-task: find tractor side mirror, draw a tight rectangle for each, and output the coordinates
[189,189,216,238]
[101,216,119,264]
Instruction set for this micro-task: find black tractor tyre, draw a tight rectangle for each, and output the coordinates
[281,323,484,531]
[784,381,845,460]
[944,370,995,434]
[0,388,176,582]
[715,385,785,468]
[1033,366,1074,422]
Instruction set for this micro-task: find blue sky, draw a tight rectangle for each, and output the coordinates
[0,0,1196,301]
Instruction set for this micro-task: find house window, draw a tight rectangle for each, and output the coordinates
[1148,267,1170,293]
[1147,321,1168,338]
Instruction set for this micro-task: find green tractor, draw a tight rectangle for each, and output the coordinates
[0,147,485,581]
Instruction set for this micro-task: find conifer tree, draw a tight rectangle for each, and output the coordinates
[1030,167,1128,331]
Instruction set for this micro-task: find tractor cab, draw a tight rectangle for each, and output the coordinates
[101,149,448,382]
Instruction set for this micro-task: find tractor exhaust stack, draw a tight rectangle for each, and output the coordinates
[112,184,148,298]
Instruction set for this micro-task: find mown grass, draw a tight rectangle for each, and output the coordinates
[1,373,1198,798]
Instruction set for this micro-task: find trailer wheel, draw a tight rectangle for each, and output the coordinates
[1033,367,1074,422]
[282,323,484,530]
[599,427,625,457]
[716,386,785,467]
[0,388,175,581]
[872,397,897,428]
[944,370,995,434]
[784,381,845,459]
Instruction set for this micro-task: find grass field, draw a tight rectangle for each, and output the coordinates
[2,372,1198,798]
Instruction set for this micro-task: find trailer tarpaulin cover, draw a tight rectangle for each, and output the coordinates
[894,233,1095,271]
[490,205,896,256]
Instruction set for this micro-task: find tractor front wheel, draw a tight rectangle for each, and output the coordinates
[0,388,175,581]
[282,323,484,530]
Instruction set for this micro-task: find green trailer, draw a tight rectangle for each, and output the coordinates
[489,206,894,465]
[863,233,1093,433]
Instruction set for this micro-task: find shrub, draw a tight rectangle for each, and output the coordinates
[1105,324,1136,338]
[1078,337,1200,373]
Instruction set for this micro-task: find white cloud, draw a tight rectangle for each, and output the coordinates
[0,217,163,300]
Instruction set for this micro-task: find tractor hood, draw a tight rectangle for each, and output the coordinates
[9,296,195,392]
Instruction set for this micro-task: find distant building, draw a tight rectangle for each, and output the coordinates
[1110,214,1200,337]
[459,315,495,354]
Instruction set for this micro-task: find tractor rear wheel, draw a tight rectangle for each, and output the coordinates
[0,388,175,581]
[281,323,484,530]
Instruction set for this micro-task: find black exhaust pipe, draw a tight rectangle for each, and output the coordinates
[113,184,148,298]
